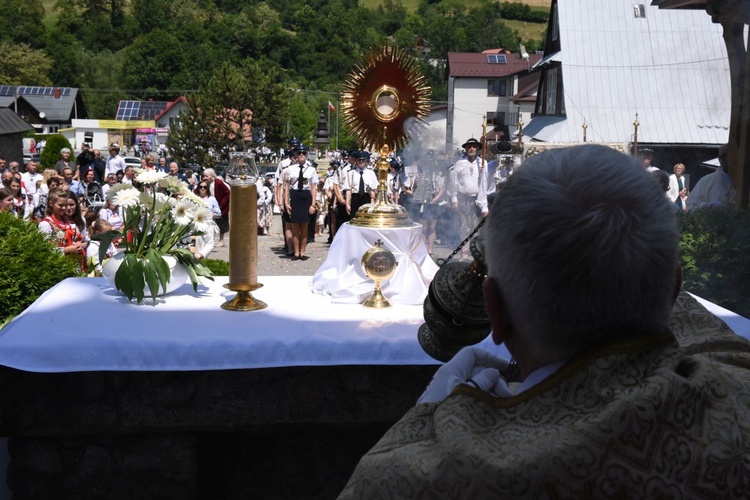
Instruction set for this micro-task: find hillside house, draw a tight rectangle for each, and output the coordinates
[524,0,732,178]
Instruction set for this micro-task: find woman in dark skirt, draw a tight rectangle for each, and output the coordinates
[284,145,318,260]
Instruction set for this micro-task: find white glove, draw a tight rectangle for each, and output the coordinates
[418,346,511,404]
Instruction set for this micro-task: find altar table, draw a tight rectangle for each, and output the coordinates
[0,277,748,499]
[0,276,452,373]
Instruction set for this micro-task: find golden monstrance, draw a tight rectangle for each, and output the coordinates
[340,41,431,228]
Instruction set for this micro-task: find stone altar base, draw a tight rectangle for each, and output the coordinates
[0,365,434,499]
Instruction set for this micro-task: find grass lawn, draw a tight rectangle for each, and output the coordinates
[505,19,547,42]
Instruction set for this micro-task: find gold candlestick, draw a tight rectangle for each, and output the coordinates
[221,152,267,311]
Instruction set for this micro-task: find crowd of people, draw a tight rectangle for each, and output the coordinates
[0,143,224,268]
[1,139,738,273]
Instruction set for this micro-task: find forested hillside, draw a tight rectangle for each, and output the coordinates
[0,0,547,147]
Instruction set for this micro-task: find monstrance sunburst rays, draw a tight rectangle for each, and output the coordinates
[340,41,431,151]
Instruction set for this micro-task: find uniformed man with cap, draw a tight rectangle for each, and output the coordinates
[491,140,517,188]
[275,138,301,255]
[324,160,340,241]
[345,150,378,216]
[448,138,493,243]
[333,150,353,229]
[639,148,659,173]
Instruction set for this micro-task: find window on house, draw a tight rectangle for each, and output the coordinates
[545,68,558,115]
[551,4,558,41]
[488,79,507,97]
[633,4,646,18]
[486,112,506,127]
[487,54,507,64]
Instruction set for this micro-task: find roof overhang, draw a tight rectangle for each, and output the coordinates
[650,0,708,9]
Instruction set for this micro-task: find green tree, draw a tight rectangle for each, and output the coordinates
[52,0,131,52]
[0,0,46,49]
[44,31,86,87]
[167,62,287,169]
[120,29,186,92]
[79,50,128,119]
[0,42,53,86]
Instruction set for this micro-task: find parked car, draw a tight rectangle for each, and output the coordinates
[123,157,142,168]
[22,154,41,165]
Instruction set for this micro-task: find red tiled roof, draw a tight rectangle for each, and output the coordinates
[154,97,188,122]
[448,52,543,78]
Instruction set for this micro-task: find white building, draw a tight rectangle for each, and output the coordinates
[445,49,543,153]
[525,0,730,148]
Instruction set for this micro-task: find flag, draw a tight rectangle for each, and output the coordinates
[328,101,336,112]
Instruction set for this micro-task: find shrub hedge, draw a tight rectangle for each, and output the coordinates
[0,212,81,328]
[678,207,750,318]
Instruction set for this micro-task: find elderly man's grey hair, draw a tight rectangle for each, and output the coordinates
[202,168,216,178]
[60,147,71,154]
[484,145,679,352]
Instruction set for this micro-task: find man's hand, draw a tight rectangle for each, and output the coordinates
[418,346,511,404]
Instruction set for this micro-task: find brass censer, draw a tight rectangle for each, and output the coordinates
[418,226,491,362]
[340,41,431,228]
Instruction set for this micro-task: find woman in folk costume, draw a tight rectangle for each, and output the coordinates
[38,190,89,265]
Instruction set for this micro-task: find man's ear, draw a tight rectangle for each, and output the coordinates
[672,264,683,304]
[483,276,511,345]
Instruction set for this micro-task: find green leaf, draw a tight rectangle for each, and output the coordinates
[92,230,123,265]
[130,258,146,303]
[170,247,214,291]
[149,248,171,294]
[114,254,135,300]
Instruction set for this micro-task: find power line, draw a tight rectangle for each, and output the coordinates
[78,88,199,94]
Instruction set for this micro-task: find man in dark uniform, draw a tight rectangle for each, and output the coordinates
[334,150,352,230]
[275,138,301,255]
[345,150,377,217]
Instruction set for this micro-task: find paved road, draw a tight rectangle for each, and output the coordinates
[209,210,455,276]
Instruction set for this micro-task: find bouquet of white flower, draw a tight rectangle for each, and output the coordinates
[96,169,214,302]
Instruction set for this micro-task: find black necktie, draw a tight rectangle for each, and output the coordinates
[359,170,365,194]
[297,165,305,190]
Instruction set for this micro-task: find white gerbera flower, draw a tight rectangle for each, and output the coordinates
[184,191,204,206]
[136,169,168,185]
[112,187,141,208]
[171,198,196,226]
[159,176,189,195]
[105,183,131,202]
[139,191,170,212]
[191,205,215,233]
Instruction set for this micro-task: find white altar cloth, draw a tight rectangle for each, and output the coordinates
[0,275,747,374]
[0,276,462,373]
[311,223,439,305]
